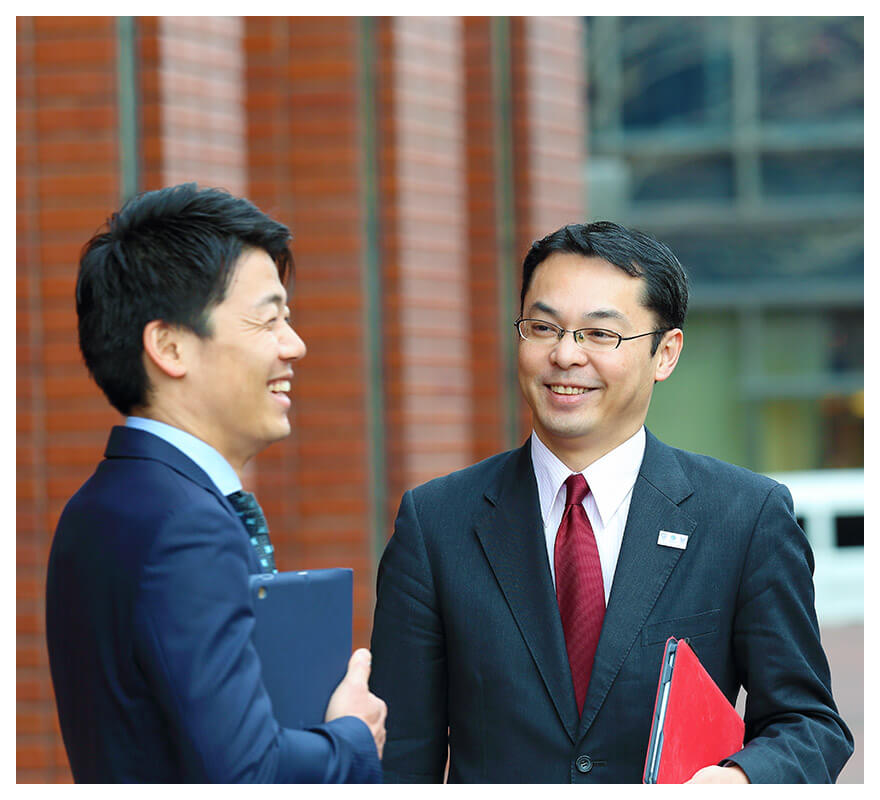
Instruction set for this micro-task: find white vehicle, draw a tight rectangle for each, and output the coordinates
[770,469,864,625]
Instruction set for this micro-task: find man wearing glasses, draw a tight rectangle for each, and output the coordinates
[369,221,852,783]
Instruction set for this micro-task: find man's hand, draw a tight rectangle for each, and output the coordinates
[686,764,750,783]
[325,648,387,758]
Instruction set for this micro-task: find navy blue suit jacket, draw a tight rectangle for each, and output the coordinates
[370,431,853,782]
[46,426,381,783]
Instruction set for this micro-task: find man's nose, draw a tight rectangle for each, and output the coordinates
[550,331,589,369]
[280,322,307,361]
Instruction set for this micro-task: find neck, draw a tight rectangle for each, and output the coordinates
[535,425,644,473]
[132,402,247,478]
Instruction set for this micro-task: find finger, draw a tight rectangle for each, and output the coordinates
[345,648,372,684]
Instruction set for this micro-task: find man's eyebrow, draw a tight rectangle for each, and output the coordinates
[529,300,559,318]
[583,308,627,324]
[527,301,627,324]
[255,292,287,309]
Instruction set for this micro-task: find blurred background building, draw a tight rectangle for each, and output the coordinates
[17,16,863,783]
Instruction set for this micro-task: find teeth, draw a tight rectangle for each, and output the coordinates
[550,385,587,395]
[269,380,291,393]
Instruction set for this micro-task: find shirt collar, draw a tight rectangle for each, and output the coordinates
[531,427,646,528]
[125,416,242,495]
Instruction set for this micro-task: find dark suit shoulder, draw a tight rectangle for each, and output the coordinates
[648,433,782,498]
[409,447,521,503]
[54,443,234,586]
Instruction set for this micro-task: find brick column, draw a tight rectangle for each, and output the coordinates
[511,16,586,434]
[512,16,586,247]
[17,16,122,783]
[378,17,472,515]
[245,17,377,645]
[463,16,587,453]
[139,16,247,192]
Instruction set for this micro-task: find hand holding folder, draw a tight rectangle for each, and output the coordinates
[249,569,387,758]
[643,637,745,784]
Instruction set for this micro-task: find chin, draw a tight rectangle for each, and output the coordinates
[540,411,597,438]
[263,420,292,446]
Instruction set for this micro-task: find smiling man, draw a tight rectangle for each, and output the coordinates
[46,184,386,783]
[370,221,852,783]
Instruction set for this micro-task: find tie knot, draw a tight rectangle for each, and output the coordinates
[564,473,589,507]
[227,490,259,516]
[226,490,269,536]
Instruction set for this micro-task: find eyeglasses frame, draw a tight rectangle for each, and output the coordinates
[514,317,671,351]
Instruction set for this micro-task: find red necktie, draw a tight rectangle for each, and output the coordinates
[554,473,605,715]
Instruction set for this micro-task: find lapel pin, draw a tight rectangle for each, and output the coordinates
[657,530,689,550]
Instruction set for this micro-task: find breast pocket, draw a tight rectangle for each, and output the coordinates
[641,608,721,646]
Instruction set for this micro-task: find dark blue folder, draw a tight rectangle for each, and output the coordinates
[249,568,352,730]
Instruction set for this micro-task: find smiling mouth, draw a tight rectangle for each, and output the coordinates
[268,379,291,394]
[548,384,592,395]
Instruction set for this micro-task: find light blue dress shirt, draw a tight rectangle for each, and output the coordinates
[125,416,242,496]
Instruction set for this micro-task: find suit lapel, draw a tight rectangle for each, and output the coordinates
[474,442,581,743]
[105,425,261,573]
[105,425,222,496]
[578,430,696,740]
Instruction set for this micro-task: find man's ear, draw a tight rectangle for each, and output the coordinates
[142,320,188,379]
[654,328,683,383]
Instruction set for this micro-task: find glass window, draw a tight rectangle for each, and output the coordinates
[761,151,864,197]
[631,155,734,202]
[617,17,732,129]
[759,17,864,122]
[821,395,863,468]
[828,309,863,373]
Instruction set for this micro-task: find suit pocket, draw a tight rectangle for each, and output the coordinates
[641,608,720,646]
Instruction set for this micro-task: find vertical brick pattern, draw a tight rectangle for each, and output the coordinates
[463,18,517,462]
[512,16,585,246]
[511,16,586,435]
[379,17,471,513]
[245,17,376,646]
[17,15,122,783]
[140,16,247,193]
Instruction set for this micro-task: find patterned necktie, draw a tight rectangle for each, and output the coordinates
[554,473,605,715]
[226,490,277,574]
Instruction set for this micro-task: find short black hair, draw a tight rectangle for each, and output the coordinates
[76,183,292,415]
[520,221,689,353]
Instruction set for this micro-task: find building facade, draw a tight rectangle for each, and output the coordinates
[17,15,585,781]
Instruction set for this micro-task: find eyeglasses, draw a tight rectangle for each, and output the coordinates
[515,318,670,352]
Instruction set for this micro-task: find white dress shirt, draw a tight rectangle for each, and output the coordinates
[531,426,646,604]
[125,416,242,495]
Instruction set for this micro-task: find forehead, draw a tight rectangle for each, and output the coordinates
[225,248,287,306]
[525,253,646,314]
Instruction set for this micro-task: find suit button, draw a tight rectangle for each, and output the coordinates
[576,755,593,773]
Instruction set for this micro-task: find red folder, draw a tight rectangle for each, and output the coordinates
[643,637,745,783]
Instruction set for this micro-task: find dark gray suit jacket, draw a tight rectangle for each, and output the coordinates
[370,430,852,782]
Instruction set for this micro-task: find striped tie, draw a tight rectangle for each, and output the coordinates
[226,490,277,574]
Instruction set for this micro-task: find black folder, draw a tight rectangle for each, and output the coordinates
[249,568,352,729]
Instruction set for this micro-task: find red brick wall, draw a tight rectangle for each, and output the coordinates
[514,17,586,239]
[140,16,248,193]
[378,16,472,516]
[245,16,376,644]
[511,15,586,434]
[17,15,585,782]
[17,15,122,783]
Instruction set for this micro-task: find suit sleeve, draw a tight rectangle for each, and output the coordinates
[370,489,449,782]
[724,483,853,783]
[134,501,381,783]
